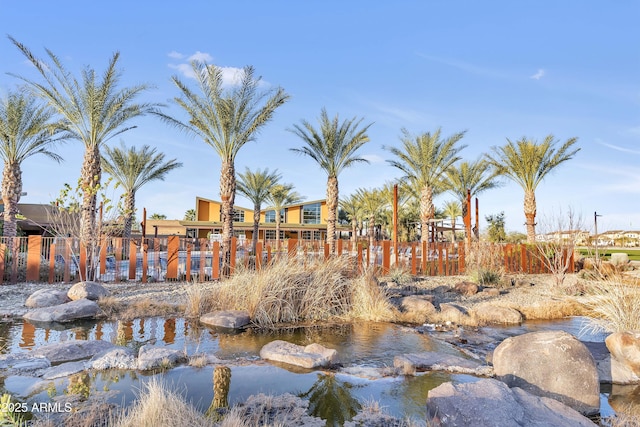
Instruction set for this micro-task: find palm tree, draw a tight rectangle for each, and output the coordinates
[485,135,580,243]
[289,108,372,254]
[266,183,304,251]
[158,61,289,266]
[442,200,462,242]
[0,90,62,238]
[355,187,387,249]
[446,158,501,240]
[339,194,363,251]
[102,141,182,239]
[385,128,466,243]
[10,37,159,279]
[237,167,281,255]
[184,209,196,221]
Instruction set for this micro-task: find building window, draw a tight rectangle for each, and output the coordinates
[302,230,321,240]
[233,209,245,222]
[265,230,284,240]
[265,209,284,223]
[302,203,321,224]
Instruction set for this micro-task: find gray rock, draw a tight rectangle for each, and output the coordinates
[493,330,600,416]
[200,310,251,329]
[400,295,436,315]
[481,287,501,297]
[137,344,186,370]
[67,281,110,301]
[42,361,87,380]
[32,339,115,364]
[260,340,337,369]
[23,298,100,323]
[25,289,70,308]
[610,253,630,266]
[89,347,137,370]
[0,353,50,374]
[453,281,479,296]
[439,303,468,324]
[426,378,596,427]
[394,352,493,376]
[474,303,523,324]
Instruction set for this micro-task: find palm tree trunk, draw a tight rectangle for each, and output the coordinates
[326,176,338,254]
[420,185,434,243]
[220,160,236,272]
[368,213,375,249]
[2,162,22,239]
[123,191,135,239]
[251,204,260,255]
[524,189,537,243]
[80,145,101,281]
[351,219,357,252]
[275,216,281,252]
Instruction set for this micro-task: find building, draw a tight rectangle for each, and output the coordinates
[146,196,347,242]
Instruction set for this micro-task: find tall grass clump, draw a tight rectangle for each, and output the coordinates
[210,256,394,328]
[581,277,640,333]
[114,378,210,427]
[184,282,216,318]
[466,242,504,286]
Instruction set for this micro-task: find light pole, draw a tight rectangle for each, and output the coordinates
[594,211,602,265]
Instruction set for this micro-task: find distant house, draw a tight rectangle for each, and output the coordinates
[535,230,589,245]
[0,203,65,236]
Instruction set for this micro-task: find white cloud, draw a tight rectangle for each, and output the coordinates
[530,69,545,80]
[598,141,640,155]
[188,51,213,62]
[167,51,184,59]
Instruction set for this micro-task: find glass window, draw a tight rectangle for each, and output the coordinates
[265,209,284,223]
[302,203,321,224]
[233,209,245,222]
[302,230,322,240]
[265,230,284,239]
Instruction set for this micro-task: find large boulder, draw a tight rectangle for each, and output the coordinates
[439,303,469,324]
[200,310,251,329]
[453,281,479,296]
[89,347,137,370]
[32,339,115,364]
[610,253,630,266]
[25,289,70,308]
[137,344,187,370]
[426,378,596,427]
[606,331,640,384]
[67,281,110,301]
[41,361,87,380]
[23,298,100,323]
[493,330,600,415]
[399,295,436,317]
[260,340,337,369]
[474,304,523,325]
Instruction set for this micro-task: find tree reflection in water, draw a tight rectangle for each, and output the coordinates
[299,373,361,426]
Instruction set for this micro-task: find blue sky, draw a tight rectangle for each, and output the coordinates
[1,1,638,234]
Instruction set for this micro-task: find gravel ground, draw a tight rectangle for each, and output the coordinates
[0,273,575,321]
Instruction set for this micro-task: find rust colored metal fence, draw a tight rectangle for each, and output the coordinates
[0,236,571,284]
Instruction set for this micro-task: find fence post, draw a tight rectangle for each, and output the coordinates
[142,239,148,284]
[186,243,192,282]
[422,241,427,275]
[458,243,465,274]
[167,235,179,280]
[382,240,390,274]
[79,241,87,282]
[337,239,343,255]
[256,241,262,270]
[520,245,527,274]
[411,243,417,275]
[437,242,444,276]
[26,236,42,282]
[288,239,297,258]
[48,242,56,284]
[324,243,330,260]
[212,241,220,280]
[129,240,137,280]
[357,243,363,274]
[230,237,237,274]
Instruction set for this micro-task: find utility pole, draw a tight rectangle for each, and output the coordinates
[594,211,602,265]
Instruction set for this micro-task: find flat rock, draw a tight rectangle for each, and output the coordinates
[260,340,337,369]
[394,352,493,376]
[474,303,523,324]
[32,339,115,364]
[426,378,596,427]
[23,298,100,323]
[200,310,251,329]
[42,361,87,380]
[0,353,50,374]
[67,281,110,301]
[89,347,137,370]
[137,344,187,370]
[25,289,70,308]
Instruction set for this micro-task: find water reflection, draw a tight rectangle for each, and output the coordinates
[299,373,361,426]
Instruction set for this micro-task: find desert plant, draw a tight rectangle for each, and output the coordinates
[466,242,504,286]
[387,266,412,285]
[581,277,640,333]
[0,393,28,426]
[183,283,216,318]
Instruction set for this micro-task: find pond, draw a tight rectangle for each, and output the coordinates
[0,317,628,424]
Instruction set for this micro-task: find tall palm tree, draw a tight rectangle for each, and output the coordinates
[446,158,501,241]
[289,108,372,254]
[485,135,580,243]
[339,193,363,251]
[237,167,281,255]
[10,37,159,279]
[102,141,182,239]
[442,200,462,242]
[385,128,466,243]
[158,61,289,265]
[266,183,304,250]
[0,90,62,238]
[355,187,387,249]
